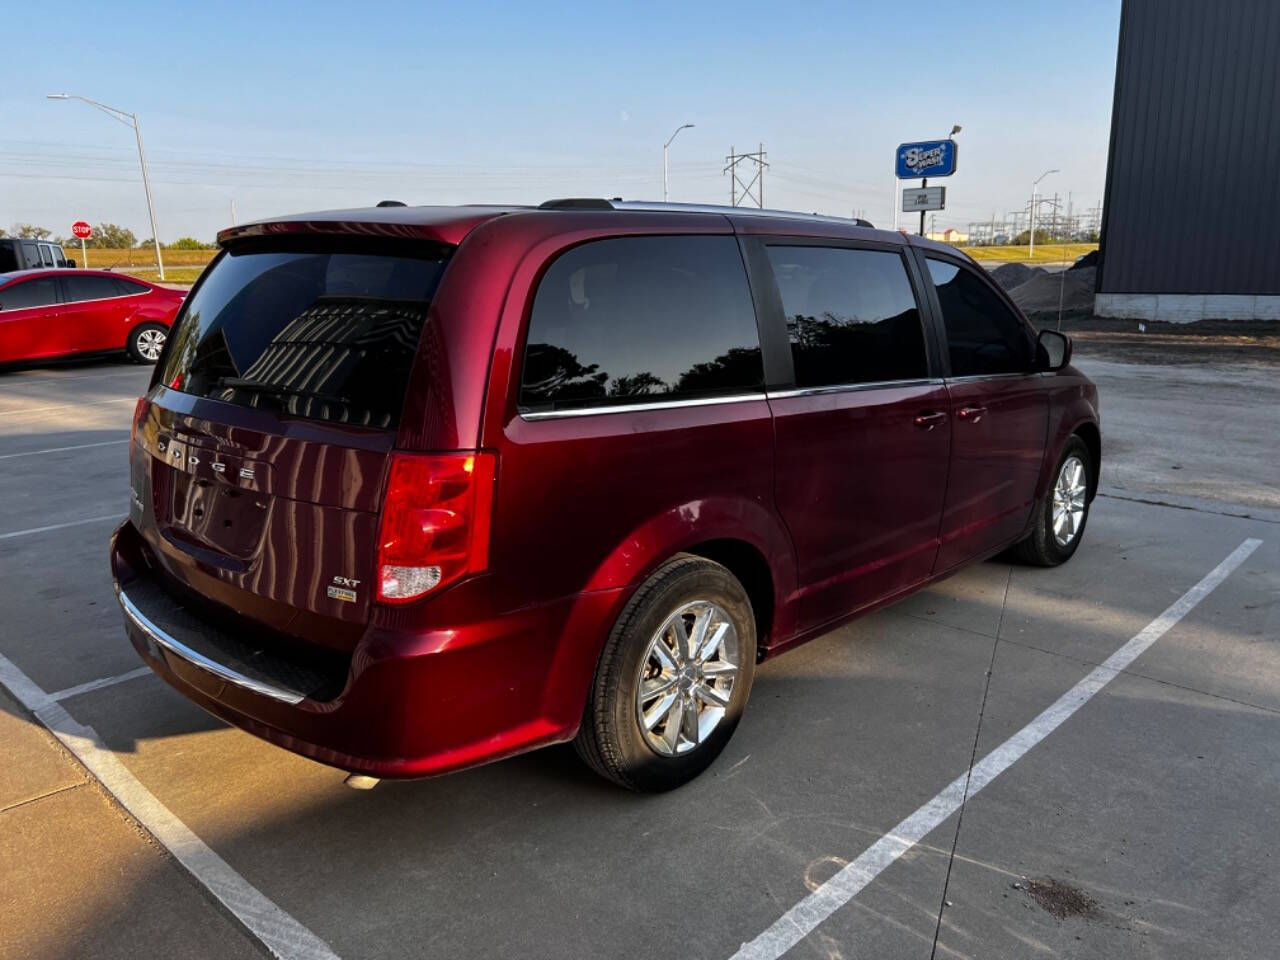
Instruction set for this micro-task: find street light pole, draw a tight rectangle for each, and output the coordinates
[1029,168,1059,261]
[47,93,165,281]
[663,123,694,202]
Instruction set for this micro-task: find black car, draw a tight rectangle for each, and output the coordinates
[0,237,74,272]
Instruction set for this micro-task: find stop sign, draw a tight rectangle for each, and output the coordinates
[71,220,92,240]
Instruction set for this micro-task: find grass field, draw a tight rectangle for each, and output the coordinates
[958,243,1097,264]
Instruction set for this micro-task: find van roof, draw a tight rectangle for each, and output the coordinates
[217,200,967,258]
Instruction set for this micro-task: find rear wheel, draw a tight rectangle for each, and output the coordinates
[127,323,167,363]
[1012,436,1092,566]
[574,554,756,791]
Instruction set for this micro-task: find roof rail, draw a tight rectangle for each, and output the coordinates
[538,198,616,210]
[538,198,873,228]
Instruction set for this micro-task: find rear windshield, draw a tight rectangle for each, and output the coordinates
[159,240,451,429]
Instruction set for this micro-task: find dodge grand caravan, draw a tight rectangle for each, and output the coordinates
[110,200,1100,791]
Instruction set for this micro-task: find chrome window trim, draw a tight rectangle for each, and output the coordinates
[62,290,148,305]
[519,392,766,421]
[766,378,942,400]
[944,372,1036,384]
[115,583,307,705]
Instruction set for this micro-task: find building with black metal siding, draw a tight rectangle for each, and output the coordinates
[1096,0,1280,322]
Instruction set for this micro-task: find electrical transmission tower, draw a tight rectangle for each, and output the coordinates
[724,144,768,207]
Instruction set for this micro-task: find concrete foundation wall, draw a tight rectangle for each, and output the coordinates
[1095,293,1280,323]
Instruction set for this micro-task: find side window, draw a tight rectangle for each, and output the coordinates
[0,244,18,273]
[38,244,56,268]
[52,245,69,267]
[113,277,150,295]
[21,241,39,268]
[0,278,59,310]
[765,245,928,387]
[925,258,1033,376]
[63,275,124,303]
[519,236,763,413]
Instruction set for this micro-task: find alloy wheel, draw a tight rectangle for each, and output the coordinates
[635,600,740,756]
[1052,455,1087,547]
[136,328,166,361]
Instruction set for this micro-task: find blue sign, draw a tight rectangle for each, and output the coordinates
[895,140,958,179]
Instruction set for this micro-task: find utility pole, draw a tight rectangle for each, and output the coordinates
[48,93,165,280]
[1029,168,1058,260]
[724,144,767,208]
[663,123,694,202]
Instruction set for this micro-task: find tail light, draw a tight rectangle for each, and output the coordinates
[376,451,497,604]
[129,396,150,461]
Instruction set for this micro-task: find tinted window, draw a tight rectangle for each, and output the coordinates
[38,245,55,267]
[519,236,762,412]
[52,245,70,267]
[925,259,1032,376]
[21,241,38,267]
[63,275,124,302]
[766,245,927,387]
[0,244,18,273]
[159,241,450,429]
[0,278,58,310]
[113,277,150,295]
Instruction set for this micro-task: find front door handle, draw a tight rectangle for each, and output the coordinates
[957,405,988,423]
[913,410,947,430]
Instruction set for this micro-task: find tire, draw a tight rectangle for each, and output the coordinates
[127,323,168,364]
[1012,435,1093,566]
[574,554,756,791]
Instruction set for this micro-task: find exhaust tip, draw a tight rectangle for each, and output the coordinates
[343,773,380,790]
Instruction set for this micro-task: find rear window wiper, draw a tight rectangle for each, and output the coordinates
[214,376,350,406]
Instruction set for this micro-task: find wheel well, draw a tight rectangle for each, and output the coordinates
[684,539,775,658]
[1073,422,1101,499]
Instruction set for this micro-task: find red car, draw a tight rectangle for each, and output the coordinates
[0,268,183,365]
[111,201,1100,791]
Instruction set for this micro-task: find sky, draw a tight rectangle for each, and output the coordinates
[2,0,1121,243]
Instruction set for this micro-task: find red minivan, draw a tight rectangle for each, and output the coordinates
[110,201,1100,791]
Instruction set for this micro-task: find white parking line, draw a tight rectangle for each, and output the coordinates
[731,536,1263,960]
[0,653,342,960]
[0,397,135,417]
[0,439,128,461]
[0,515,122,541]
[48,666,154,702]
[0,368,149,387]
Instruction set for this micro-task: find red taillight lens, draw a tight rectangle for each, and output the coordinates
[376,451,497,604]
[129,396,150,462]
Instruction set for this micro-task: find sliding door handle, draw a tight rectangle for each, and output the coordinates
[913,410,947,430]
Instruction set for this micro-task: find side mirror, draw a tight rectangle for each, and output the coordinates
[1036,329,1072,372]
[66,259,77,268]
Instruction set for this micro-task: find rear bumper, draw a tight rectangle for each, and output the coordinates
[110,521,624,778]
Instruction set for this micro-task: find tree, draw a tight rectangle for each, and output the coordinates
[1012,228,1053,246]
[168,237,213,250]
[86,223,137,249]
[12,224,52,239]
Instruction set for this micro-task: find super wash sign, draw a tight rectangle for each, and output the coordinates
[895,140,958,179]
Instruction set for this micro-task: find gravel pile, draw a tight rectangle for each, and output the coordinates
[989,262,1047,290]
[1009,266,1096,313]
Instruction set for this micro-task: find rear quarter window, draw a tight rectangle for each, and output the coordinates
[519,235,763,413]
[159,240,451,429]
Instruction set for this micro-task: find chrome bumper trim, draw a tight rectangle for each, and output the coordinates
[116,583,306,705]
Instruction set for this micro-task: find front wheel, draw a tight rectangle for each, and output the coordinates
[127,323,167,364]
[1012,436,1093,566]
[574,554,756,791]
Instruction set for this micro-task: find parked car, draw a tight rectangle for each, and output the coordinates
[0,268,183,365]
[110,200,1100,791]
[0,237,74,271]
